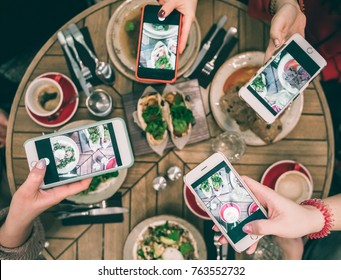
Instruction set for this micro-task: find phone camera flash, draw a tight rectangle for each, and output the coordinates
[158,17,165,22]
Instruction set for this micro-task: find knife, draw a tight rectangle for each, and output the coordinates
[55,207,129,219]
[183,15,227,78]
[57,31,92,97]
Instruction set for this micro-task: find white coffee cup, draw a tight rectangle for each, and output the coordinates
[275,170,313,203]
[25,77,63,117]
[223,207,240,223]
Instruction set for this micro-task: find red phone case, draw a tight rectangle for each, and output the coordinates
[135,4,182,84]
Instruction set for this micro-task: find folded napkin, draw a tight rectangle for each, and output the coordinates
[189,25,238,88]
[60,192,124,226]
[61,27,102,89]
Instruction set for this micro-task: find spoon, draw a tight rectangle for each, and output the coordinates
[68,23,115,85]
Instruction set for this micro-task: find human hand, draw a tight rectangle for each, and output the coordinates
[157,0,198,54]
[213,176,324,254]
[0,109,8,148]
[265,1,306,62]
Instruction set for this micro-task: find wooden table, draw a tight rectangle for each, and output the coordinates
[6,0,334,260]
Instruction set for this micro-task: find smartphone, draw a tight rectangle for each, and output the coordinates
[183,152,267,253]
[24,118,134,189]
[135,4,182,83]
[239,33,327,124]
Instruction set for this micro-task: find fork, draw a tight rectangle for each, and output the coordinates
[201,27,238,76]
[214,232,222,260]
[63,29,93,86]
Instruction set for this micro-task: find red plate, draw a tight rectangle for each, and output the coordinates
[248,202,259,216]
[261,160,313,189]
[25,72,79,128]
[183,185,210,220]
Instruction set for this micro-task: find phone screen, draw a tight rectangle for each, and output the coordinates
[137,5,180,81]
[34,123,122,185]
[247,41,320,116]
[191,161,266,244]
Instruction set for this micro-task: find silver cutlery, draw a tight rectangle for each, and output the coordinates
[221,243,228,260]
[214,232,222,260]
[57,31,92,97]
[55,207,129,220]
[58,200,111,211]
[183,15,227,78]
[68,23,115,85]
[63,29,93,85]
[201,27,238,76]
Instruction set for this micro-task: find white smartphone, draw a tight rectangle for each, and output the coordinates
[183,152,267,253]
[24,118,134,189]
[239,33,327,124]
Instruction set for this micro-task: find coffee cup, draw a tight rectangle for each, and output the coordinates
[25,77,63,117]
[275,170,313,203]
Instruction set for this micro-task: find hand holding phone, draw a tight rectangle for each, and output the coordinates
[239,33,326,124]
[24,118,134,189]
[135,4,182,83]
[184,152,267,253]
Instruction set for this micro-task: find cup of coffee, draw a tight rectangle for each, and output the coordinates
[275,170,313,203]
[25,77,63,117]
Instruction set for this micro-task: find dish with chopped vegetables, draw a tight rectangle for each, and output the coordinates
[136,221,197,260]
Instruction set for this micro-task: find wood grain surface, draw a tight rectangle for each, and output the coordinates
[6,0,334,260]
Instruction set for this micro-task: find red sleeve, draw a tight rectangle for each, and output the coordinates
[248,0,272,21]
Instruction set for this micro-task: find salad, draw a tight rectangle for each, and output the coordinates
[155,55,172,69]
[164,92,195,137]
[141,97,167,141]
[136,221,196,260]
[211,173,223,191]
[200,179,210,193]
[82,171,119,194]
[152,24,169,31]
[87,126,101,144]
[53,142,76,170]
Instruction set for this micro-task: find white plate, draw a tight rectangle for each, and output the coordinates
[123,215,207,260]
[210,51,304,146]
[143,23,178,39]
[50,135,80,174]
[59,120,128,204]
[106,0,201,80]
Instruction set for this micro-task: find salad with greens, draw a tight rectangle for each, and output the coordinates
[152,24,169,31]
[81,171,119,194]
[87,126,101,144]
[164,93,195,137]
[136,221,196,260]
[200,179,210,193]
[251,75,265,92]
[53,142,76,170]
[155,55,172,69]
[211,173,223,191]
[142,103,167,141]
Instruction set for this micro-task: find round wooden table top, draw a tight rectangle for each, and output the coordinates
[6,0,334,260]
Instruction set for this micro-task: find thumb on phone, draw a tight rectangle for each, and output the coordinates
[21,159,46,193]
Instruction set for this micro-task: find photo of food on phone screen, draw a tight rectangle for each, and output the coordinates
[34,123,122,185]
[247,41,319,115]
[139,23,178,70]
[191,161,266,243]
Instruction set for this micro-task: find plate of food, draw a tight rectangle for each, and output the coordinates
[143,23,178,39]
[106,0,201,81]
[123,215,207,260]
[149,41,175,69]
[51,135,79,174]
[59,120,128,204]
[219,202,241,224]
[199,178,212,198]
[210,51,304,146]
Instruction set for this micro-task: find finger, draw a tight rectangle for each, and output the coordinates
[243,219,279,236]
[264,39,278,63]
[218,236,228,244]
[246,241,258,254]
[158,0,177,18]
[212,225,220,232]
[21,159,46,192]
[48,178,92,203]
[179,14,193,54]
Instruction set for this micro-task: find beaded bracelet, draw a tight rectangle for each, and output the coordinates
[300,199,334,239]
[269,0,305,16]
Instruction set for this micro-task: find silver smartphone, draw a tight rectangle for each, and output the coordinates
[183,152,267,253]
[24,118,134,189]
[239,33,327,124]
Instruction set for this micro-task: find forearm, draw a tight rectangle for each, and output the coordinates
[0,217,34,249]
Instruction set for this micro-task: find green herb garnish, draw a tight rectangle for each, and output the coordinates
[142,104,167,140]
[82,171,119,194]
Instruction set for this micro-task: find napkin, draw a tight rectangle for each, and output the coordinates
[61,27,103,89]
[60,192,124,226]
[189,25,238,88]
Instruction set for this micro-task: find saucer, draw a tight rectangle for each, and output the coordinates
[25,72,79,128]
[261,160,313,190]
[183,185,210,220]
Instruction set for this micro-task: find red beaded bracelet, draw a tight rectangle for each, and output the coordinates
[300,199,334,239]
